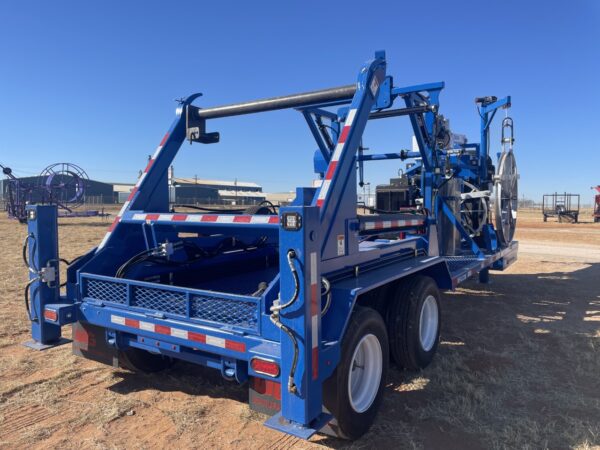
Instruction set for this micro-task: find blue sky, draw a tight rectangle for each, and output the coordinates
[1,1,599,203]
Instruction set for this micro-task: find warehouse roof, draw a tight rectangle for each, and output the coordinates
[218,190,266,198]
[173,178,261,189]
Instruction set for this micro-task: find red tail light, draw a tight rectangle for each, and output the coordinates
[251,358,280,377]
[44,309,58,322]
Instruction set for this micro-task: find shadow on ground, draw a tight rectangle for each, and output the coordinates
[106,262,600,450]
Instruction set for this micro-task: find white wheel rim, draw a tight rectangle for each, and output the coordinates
[419,295,439,352]
[348,334,382,413]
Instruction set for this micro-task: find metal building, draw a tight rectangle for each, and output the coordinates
[171,177,266,206]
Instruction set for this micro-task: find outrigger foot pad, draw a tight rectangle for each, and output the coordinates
[24,338,71,351]
[264,412,332,440]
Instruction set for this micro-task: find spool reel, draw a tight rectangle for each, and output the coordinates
[39,163,89,211]
[494,150,518,245]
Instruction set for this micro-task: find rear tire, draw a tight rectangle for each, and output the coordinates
[323,307,389,440]
[118,348,176,373]
[387,276,441,370]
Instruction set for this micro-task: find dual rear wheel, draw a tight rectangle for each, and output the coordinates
[324,276,441,439]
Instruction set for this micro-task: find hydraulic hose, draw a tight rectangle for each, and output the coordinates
[24,277,39,322]
[321,277,332,316]
[268,315,299,393]
[270,250,299,312]
[269,249,301,393]
[22,233,41,322]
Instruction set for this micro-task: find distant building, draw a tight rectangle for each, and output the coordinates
[1,171,268,207]
[171,177,265,206]
[112,183,136,203]
[264,191,296,205]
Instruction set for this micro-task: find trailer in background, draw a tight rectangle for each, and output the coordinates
[593,187,600,223]
[542,193,580,223]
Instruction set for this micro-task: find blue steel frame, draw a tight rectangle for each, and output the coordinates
[24,51,518,438]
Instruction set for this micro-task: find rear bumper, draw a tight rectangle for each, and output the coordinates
[75,301,281,380]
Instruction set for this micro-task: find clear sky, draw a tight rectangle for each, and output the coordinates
[1,1,599,203]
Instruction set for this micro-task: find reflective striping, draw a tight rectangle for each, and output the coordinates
[171,328,188,339]
[98,232,111,249]
[108,216,120,232]
[155,324,171,335]
[109,314,245,353]
[316,108,357,208]
[310,252,317,285]
[124,318,139,328]
[139,321,155,332]
[127,186,138,201]
[111,315,126,325]
[159,131,170,147]
[361,219,425,231]
[311,315,318,348]
[97,131,167,250]
[330,143,344,162]
[312,347,319,380]
[136,171,147,187]
[128,213,279,225]
[345,108,357,127]
[324,161,337,179]
[206,335,226,348]
[309,251,319,380]
[338,126,350,144]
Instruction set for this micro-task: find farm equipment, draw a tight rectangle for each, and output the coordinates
[21,51,518,440]
[593,186,600,223]
[542,193,580,223]
[1,162,107,222]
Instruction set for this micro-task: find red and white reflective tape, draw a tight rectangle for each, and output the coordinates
[130,213,279,225]
[361,218,425,231]
[98,132,170,249]
[309,251,319,380]
[316,108,357,208]
[110,314,246,353]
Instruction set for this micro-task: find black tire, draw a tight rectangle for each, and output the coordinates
[323,307,389,440]
[387,276,441,370]
[118,348,176,373]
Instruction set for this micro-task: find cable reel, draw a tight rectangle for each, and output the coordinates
[39,163,89,211]
[494,117,518,245]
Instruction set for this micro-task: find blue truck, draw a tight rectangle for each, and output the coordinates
[22,51,518,440]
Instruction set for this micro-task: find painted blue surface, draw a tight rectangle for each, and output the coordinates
[23,51,521,437]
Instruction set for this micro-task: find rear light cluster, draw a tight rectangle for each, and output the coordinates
[251,357,280,377]
[44,309,58,322]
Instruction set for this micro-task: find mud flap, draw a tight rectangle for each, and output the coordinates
[72,321,118,368]
[249,377,281,416]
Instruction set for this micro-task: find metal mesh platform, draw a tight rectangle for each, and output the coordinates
[132,286,187,316]
[86,279,127,305]
[82,275,259,333]
[191,295,258,330]
[445,256,481,275]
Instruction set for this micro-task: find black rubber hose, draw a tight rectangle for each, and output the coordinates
[24,277,39,322]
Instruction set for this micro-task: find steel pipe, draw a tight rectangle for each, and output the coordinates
[195,84,357,119]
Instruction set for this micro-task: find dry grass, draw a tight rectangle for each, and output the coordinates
[0,210,598,449]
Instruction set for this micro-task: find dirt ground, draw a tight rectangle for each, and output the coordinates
[0,209,598,449]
